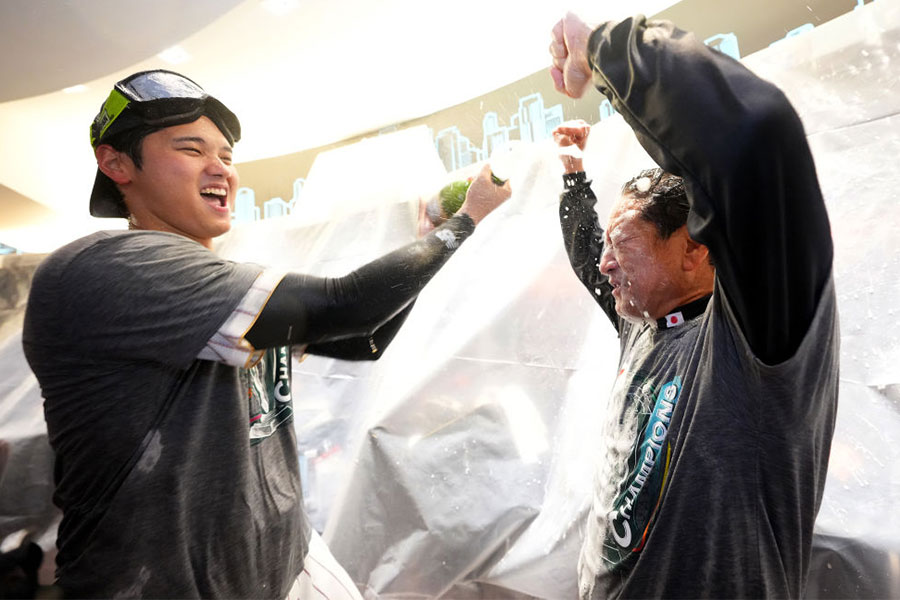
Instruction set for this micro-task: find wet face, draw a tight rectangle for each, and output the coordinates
[599,194,689,322]
[120,116,237,248]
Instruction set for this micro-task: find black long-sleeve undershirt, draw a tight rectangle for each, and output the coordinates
[302,301,416,360]
[559,173,620,332]
[245,214,474,358]
[575,16,833,364]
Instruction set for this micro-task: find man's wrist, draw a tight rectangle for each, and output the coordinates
[563,171,588,188]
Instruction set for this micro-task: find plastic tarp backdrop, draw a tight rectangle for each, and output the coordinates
[222,3,900,597]
[0,2,898,597]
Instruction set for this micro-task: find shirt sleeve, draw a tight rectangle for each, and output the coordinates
[60,232,263,370]
[197,268,286,368]
[587,16,833,363]
[559,173,620,332]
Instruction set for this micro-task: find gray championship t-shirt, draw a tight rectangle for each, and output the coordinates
[23,230,310,598]
[568,16,840,597]
[578,278,839,598]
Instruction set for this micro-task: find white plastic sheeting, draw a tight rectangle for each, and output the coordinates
[1,2,899,596]
[0,253,57,587]
[279,3,898,597]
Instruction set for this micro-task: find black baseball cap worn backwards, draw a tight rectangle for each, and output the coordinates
[89,69,242,218]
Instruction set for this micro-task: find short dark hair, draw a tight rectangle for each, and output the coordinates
[103,124,166,170]
[97,125,166,215]
[621,168,689,239]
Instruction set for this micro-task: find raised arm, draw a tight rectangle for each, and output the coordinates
[554,122,619,331]
[552,13,832,363]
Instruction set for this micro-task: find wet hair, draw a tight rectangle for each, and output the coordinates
[621,168,689,240]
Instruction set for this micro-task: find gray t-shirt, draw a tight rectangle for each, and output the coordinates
[577,279,839,598]
[23,230,310,598]
[564,16,840,598]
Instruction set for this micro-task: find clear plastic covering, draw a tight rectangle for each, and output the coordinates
[1,2,899,596]
[0,253,58,586]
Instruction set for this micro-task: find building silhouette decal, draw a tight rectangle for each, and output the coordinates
[435,92,564,172]
[237,32,744,219]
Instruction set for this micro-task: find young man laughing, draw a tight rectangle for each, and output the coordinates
[23,69,510,599]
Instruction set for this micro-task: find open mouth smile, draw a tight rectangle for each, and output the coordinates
[200,187,228,208]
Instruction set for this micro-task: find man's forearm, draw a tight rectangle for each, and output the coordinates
[559,173,619,330]
[304,301,415,360]
[246,215,474,350]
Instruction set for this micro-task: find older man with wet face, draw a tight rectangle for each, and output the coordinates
[22,69,510,599]
[598,170,714,324]
[551,13,838,600]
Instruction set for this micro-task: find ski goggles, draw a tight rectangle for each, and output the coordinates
[89,69,241,148]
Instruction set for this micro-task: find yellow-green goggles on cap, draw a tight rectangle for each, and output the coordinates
[89,69,241,148]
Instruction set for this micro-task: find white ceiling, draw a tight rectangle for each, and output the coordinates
[0,0,245,103]
[0,0,677,251]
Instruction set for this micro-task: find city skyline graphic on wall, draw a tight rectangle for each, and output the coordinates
[234,27,822,223]
[431,32,743,174]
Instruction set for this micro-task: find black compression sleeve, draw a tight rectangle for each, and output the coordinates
[304,301,416,360]
[245,214,474,350]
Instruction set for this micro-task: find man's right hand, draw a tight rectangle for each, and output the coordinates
[552,120,591,174]
[458,163,512,225]
[550,12,595,99]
